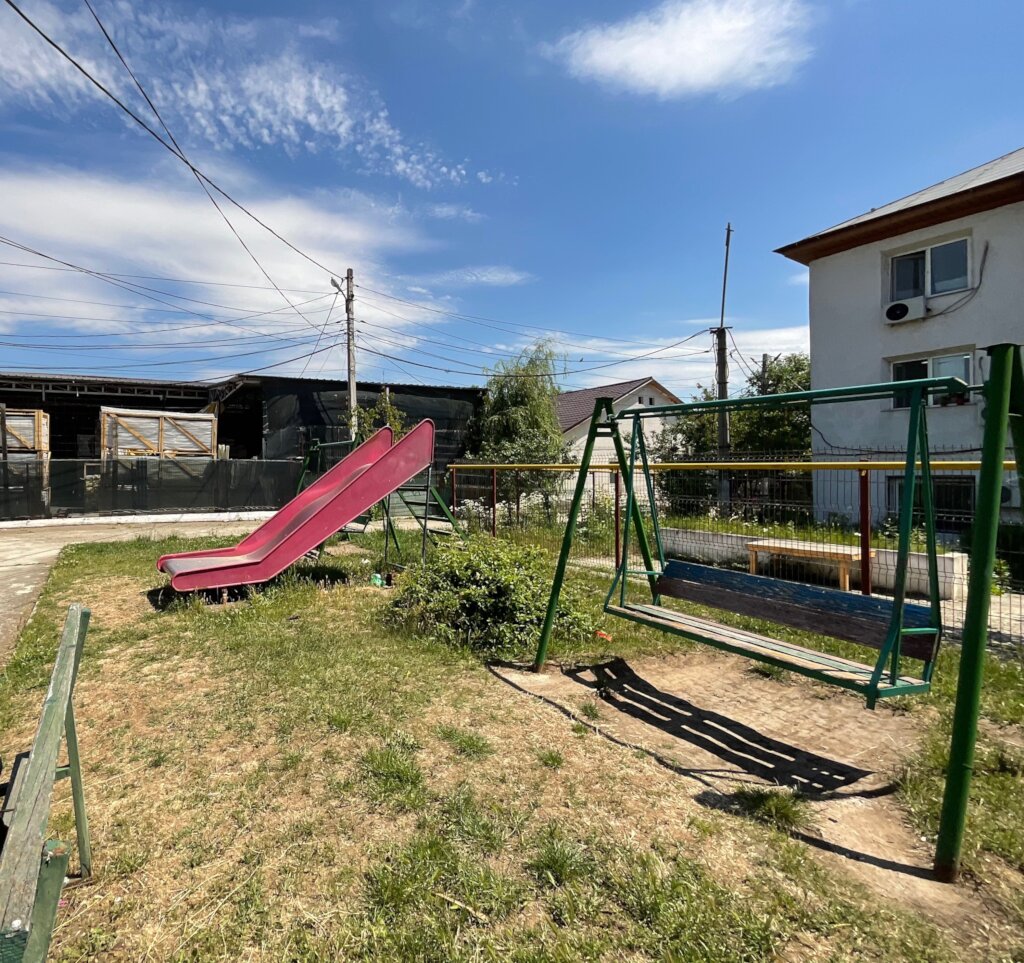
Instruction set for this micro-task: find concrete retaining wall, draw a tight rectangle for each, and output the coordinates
[660,527,967,601]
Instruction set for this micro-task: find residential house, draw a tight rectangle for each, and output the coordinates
[557,377,682,463]
[777,147,1024,525]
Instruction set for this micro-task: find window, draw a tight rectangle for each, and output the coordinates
[889,238,969,300]
[886,475,975,533]
[891,353,971,408]
[648,397,654,405]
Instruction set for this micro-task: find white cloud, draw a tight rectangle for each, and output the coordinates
[425,203,485,223]
[787,270,809,286]
[407,265,534,288]
[0,1,474,188]
[548,0,812,99]
[0,165,454,378]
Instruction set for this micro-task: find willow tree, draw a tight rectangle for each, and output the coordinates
[469,341,567,521]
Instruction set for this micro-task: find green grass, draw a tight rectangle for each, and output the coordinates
[436,723,494,759]
[358,743,428,811]
[1,535,1015,961]
[898,720,1024,872]
[536,749,565,770]
[729,786,812,832]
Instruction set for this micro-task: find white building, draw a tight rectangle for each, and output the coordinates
[557,377,682,463]
[777,147,1024,525]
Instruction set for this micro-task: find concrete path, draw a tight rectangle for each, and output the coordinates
[0,518,262,667]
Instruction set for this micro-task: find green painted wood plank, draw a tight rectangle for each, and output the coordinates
[607,603,927,698]
[0,605,89,944]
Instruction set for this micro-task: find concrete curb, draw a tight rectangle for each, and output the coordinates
[0,511,275,531]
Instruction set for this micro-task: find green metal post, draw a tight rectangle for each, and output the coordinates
[917,406,944,664]
[933,344,1016,882]
[636,423,666,572]
[619,421,640,607]
[534,400,608,671]
[608,414,658,598]
[63,701,92,877]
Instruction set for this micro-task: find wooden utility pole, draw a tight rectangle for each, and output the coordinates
[714,224,733,505]
[714,223,733,452]
[345,267,357,438]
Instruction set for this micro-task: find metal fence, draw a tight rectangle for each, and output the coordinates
[0,457,304,520]
[451,456,1024,649]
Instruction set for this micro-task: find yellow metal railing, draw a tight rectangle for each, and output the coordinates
[451,460,1014,472]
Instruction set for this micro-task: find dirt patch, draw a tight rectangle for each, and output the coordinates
[494,650,1017,958]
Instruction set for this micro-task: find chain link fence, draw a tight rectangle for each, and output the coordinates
[451,453,1023,649]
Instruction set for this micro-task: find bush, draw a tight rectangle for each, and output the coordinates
[960,521,1024,584]
[387,535,592,657]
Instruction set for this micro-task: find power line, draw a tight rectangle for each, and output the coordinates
[0,260,326,295]
[0,287,334,319]
[358,317,710,367]
[301,291,340,376]
[80,0,321,333]
[357,286,686,348]
[2,0,344,283]
[0,235,320,347]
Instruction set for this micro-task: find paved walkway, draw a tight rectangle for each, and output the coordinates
[0,518,262,666]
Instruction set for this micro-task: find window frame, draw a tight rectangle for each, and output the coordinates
[888,237,971,301]
[890,352,972,409]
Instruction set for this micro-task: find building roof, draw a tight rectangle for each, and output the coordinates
[777,146,1024,265]
[556,377,680,433]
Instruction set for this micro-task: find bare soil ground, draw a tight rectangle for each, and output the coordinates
[495,650,1017,950]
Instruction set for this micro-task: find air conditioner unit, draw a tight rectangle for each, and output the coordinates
[884,296,927,324]
[1002,475,1021,509]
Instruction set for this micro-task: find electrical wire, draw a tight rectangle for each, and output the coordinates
[357,316,711,366]
[357,286,688,348]
[300,291,340,375]
[81,0,321,333]
[0,260,326,295]
[2,0,344,282]
[0,236,320,347]
[0,287,334,320]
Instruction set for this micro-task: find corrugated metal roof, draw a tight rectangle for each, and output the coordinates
[807,147,1024,239]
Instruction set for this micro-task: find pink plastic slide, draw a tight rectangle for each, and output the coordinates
[157,420,434,592]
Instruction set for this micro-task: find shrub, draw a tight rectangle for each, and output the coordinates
[387,535,592,657]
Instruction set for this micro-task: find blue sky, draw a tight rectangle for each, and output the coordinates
[0,0,1021,394]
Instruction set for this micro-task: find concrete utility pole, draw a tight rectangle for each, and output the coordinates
[345,267,357,438]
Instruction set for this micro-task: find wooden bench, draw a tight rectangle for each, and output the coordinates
[605,560,940,706]
[747,538,875,592]
[0,605,92,963]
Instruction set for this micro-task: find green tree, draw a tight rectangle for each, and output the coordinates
[650,353,811,459]
[468,341,567,521]
[355,391,407,444]
[471,341,566,464]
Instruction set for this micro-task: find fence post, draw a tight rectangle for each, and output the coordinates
[491,468,497,537]
[451,466,458,513]
[859,469,872,596]
[614,470,622,567]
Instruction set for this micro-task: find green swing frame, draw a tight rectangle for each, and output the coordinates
[535,342,1024,881]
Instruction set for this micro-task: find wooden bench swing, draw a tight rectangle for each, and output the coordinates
[536,374,972,709]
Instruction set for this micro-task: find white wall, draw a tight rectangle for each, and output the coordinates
[807,199,1024,453]
[563,385,679,464]
[806,200,1023,522]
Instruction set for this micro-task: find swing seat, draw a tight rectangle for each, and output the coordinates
[606,560,940,706]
